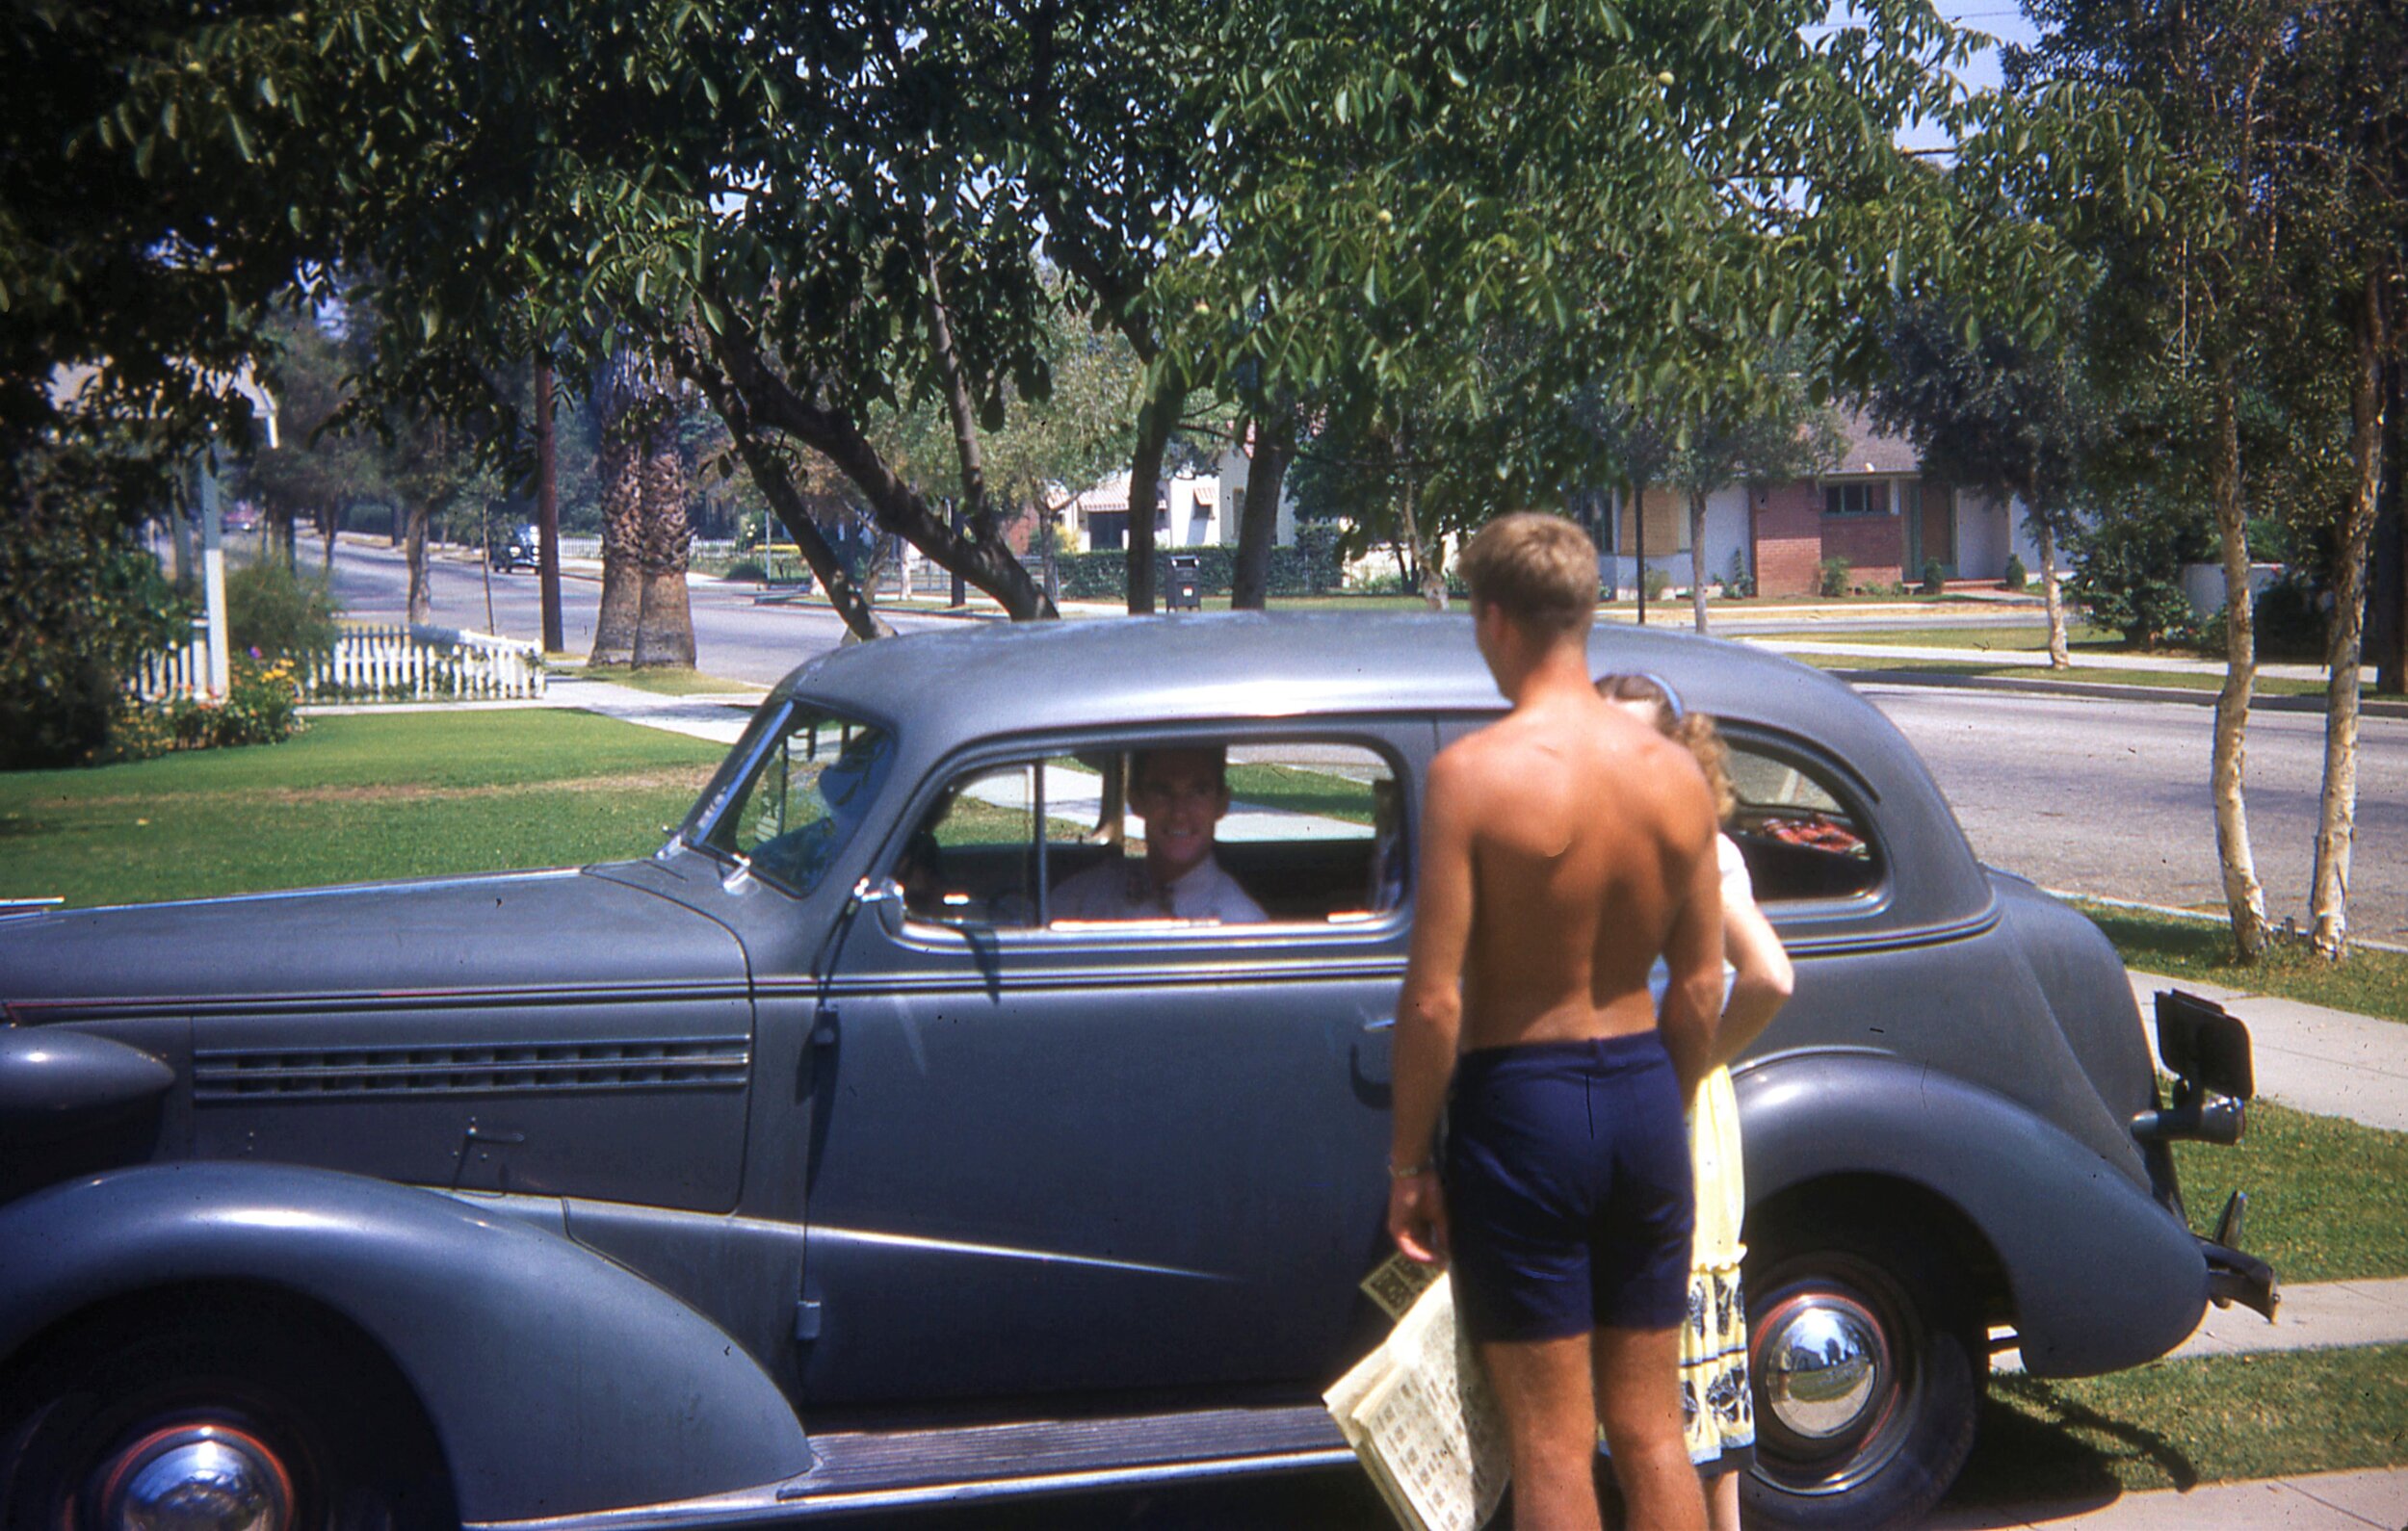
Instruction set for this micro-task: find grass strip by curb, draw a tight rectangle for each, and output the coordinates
[2169,1097,2408,1284]
[1791,652,2332,696]
[2076,898,2408,1025]
[576,666,767,697]
[0,712,725,908]
[1948,1342,2408,1504]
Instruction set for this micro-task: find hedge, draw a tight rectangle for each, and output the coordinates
[1047,523,1344,600]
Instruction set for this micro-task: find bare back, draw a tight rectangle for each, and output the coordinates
[1440,690,1719,1051]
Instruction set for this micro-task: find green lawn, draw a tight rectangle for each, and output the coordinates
[1750,621,2122,650]
[1796,653,2331,697]
[2079,899,2408,1025]
[2171,1098,2408,1283]
[0,712,726,908]
[1950,1343,2408,1503]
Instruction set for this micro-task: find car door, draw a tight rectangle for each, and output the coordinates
[795,722,1431,1413]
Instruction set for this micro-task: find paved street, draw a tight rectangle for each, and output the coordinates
[1869,686,2408,944]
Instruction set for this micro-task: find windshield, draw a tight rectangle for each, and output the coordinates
[695,704,894,895]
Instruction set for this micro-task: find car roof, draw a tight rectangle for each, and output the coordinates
[773,611,1995,937]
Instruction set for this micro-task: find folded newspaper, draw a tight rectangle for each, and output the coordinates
[1324,1254,1509,1531]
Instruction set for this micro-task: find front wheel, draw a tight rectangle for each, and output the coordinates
[0,1292,456,1531]
[1741,1220,1983,1531]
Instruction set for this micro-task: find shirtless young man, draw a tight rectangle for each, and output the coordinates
[1387,514,1724,1531]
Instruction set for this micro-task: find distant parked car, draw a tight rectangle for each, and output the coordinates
[0,615,2269,1531]
[488,523,540,572]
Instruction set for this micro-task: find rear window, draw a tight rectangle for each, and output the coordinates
[1725,742,1882,903]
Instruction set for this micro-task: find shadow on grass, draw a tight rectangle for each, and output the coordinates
[1944,1373,2199,1511]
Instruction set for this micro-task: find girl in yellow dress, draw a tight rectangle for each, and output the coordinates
[1601,674,1795,1531]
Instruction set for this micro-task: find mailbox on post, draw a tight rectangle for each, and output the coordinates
[1167,554,1204,611]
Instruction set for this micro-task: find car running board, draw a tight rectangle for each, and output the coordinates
[471,1403,1354,1530]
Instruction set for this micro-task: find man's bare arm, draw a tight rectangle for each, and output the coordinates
[1388,749,1476,1263]
[1658,817,1725,1102]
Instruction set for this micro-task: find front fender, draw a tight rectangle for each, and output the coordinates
[0,1162,809,1523]
[1737,1051,2207,1377]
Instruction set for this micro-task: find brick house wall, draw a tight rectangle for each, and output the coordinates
[1820,506,1904,588]
[1754,481,1825,596]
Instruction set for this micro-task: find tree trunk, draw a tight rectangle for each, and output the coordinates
[2375,354,2404,694]
[589,418,642,664]
[689,320,1054,622]
[1123,377,1183,615]
[535,352,564,655]
[631,418,696,668]
[1631,480,1648,625]
[2309,274,2390,958]
[1232,413,1294,610]
[684,348,889,641]
[404,501,432,624]
[2209,359,2271,957]
[320,503,337,572]
[1394,420,1445,611]
[2035,509,2071,669]
[1688,488,1710,635]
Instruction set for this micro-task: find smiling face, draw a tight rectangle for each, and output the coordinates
[1128,748,1230,885]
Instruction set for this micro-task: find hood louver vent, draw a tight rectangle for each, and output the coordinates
[193,1037,749,1102]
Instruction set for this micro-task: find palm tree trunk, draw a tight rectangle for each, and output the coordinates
[2209,358,2270,958]
[589,416,642,665]
[2310,273,2390,957]
[631,419,695,668]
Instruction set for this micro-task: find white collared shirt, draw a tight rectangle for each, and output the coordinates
[1050,853,1269,924]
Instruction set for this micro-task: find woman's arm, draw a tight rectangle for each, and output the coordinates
[1715,894,1794,1069]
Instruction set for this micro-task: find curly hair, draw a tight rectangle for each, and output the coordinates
[1597,673,1735,823]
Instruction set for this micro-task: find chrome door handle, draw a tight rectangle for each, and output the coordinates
[1362,1017,1396,1033]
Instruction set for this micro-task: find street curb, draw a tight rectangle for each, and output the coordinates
[1835,667,2408,719]
[2056,889,2408,957]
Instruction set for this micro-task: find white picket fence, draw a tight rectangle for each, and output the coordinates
[129,619,217,702]
[305,624,547,701]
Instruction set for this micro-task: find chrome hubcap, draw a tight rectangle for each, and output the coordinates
[92,1423,293,1531]
[1758,1292,1891,1442]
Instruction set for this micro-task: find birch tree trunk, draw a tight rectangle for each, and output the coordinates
[1688,488,1710,634]
[1396,416,1446,611]
[2310,274,2391,958]
[2035,509,2071,669]
[2210,360,2272,957]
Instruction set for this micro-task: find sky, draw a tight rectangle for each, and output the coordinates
[1856,1,2047,153]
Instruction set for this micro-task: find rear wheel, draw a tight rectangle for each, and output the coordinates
[1741,1219,1982,1531]
[0,1292,456,1531]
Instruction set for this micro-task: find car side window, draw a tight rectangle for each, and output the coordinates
[897,740,1404,932]
[1724,742,1882,902]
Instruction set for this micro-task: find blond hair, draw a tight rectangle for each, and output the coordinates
[1597,673,1737,823]
[1458,513,1599,637]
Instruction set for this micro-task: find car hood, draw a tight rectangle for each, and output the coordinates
[0,866,748,1016]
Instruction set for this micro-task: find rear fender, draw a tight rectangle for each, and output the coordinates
[0,1162,809,1523]
[1737,1051,2207,1377]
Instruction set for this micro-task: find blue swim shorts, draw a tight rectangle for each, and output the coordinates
[1443,1031,1694,1343]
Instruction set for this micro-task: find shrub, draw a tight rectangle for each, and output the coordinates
[2002,553,2028,590]
[1641,565,1672,602]
[1921,559,1946,596]
[2202,573,2328,662]
[226,558,340,660]
[1724,550,1756,600]
[1817,556,1852,598]
[1046,523,1345,600]
[723,557,768,584]
[2070,491,2212,649]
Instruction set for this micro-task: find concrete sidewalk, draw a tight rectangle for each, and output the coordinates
[1930,1466,2408,1529]
[542,673,760,745]
[2127,971,2408,1133]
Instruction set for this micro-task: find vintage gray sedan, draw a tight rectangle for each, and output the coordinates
[0,613,2268,1531]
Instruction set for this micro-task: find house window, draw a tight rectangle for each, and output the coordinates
[1087,511,1128,551]
[1824,481,1890,517]
[1616,487,1692,552]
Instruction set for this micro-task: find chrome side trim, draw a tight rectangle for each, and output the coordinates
[809,1223,1232,1283]
[466,1448,1354,1531]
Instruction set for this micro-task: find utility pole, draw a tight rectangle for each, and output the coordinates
[2372,357,2403,693]
[536,353,564,655]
